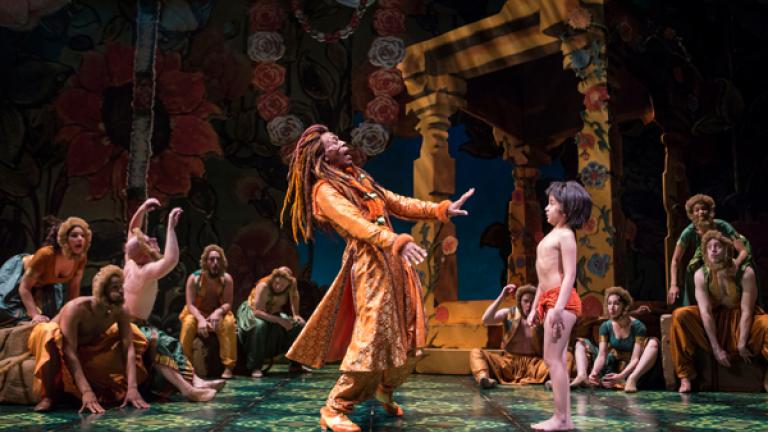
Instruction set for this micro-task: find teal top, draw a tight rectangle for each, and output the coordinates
[598,318,647,353]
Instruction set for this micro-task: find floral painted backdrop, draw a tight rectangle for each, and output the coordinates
[0,0,510,332]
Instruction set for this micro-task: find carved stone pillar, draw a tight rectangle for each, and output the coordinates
[403,75,466,307]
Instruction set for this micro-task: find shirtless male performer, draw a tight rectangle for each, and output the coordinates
[123,198,221,401]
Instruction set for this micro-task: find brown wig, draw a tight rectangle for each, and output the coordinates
[545,181,592,229]
[57,217,92,258]
[92,265,124,301]
[604,286,633,319]
[126,228,163,262]
[280,124,384,243]
[685,194,715,222]
[515,284,537,314]
[701,230,734,271]
[200,244,228,275]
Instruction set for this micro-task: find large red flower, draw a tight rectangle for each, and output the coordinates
[55,43,221,201]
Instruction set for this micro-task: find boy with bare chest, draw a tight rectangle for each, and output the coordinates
[527,181,592,431]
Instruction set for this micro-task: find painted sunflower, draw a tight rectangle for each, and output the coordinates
[55,43,221,201]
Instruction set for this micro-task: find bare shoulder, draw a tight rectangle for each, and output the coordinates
[223,273,234,284]
[694,267,706,283]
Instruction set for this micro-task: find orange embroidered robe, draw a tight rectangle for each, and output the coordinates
[286,174,450,372]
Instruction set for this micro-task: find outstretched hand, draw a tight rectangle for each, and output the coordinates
[447,188,475,218]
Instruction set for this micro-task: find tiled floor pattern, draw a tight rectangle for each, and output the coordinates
[2,366,768,431]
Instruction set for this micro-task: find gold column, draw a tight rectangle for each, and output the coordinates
[402,74,466,308]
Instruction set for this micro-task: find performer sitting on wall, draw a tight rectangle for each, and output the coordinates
[281,124,475,432]
[236,266,307,378]
[0,217,90,327]
[123,199,222,402]
[670,230,767,393]
[470,284,553,388]
[28,265,150,413]
[668,194,754,306]
[527,181,591,432]
[179,245,237,379]
[571,287,660,393]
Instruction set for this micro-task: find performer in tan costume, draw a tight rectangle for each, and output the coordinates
[281,124,474,432]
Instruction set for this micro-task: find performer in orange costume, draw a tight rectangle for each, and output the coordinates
[282,124,474,432]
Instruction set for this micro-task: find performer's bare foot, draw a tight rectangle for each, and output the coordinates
[221,367,233,379]
[193,375,226,391]
[531,416,574,431]
[624,375,638,393]
[678,378,692,393]
[183,386,216,402]
[479,376,497,389]
[251,369,263,378]
[33,397,54,412]
[570,374,588,388]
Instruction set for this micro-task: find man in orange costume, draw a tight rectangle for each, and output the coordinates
[281,124,474,432]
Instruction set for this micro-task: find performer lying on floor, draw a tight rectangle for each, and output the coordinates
[470,284,553,388]
[571,287,659,393]
[123,199,222,402]
[180,245,237,379]
[281,124,474,432]
[28,265,149,413]
[670,230,767,393]
[237,266,307,378]
[0,217,90,327]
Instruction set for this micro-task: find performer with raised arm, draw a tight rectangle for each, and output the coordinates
[281,124,474,432]
[123,199,222,402]
[469,284,551,388]
[528,181,591,431]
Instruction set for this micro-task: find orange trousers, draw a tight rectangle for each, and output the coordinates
[326,356,418,414]
[669,305,768,379]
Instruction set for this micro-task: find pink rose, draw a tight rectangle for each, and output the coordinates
[256,91,290,121]
[251,62,286,92]
[575,132,596,150]
[365,95,400,125]
[372,8,405,36]
[567,7,591,30]
[367,68,404,97]
[249,0,286,32]
[583,85,609,111]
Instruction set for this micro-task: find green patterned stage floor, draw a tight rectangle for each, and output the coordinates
[3,365,768,431]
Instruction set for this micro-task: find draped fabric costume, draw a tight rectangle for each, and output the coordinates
[28,321,148,403]
[537,287,582,321]
[676,219,755,304]
[136,323,195,393]
[179,270,237,369]
[670,267,768,380]
[237,277,303,371]
[469,308,552,385]
[0,247,85,327]
[286,169,450,413]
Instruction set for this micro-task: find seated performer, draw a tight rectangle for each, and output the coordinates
[237,266,306,378]
[0,217,90,327]
[670,230,766,393]
[179,245,237,379]
[470,284,547,388]
[28,265,150,413]
[668,194,754,305]
[571,287,659,393]
[123,199,221,401]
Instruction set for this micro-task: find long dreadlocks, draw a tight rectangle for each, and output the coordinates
[281,124,385,243]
